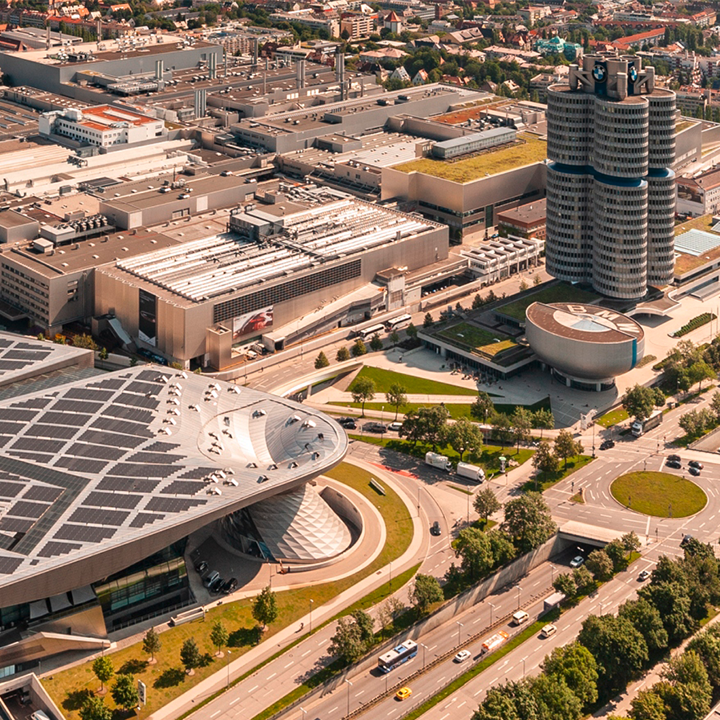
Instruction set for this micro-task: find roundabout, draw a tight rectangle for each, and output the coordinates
[611,471,707,518]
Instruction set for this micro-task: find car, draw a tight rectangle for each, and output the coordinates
[209,576,224,594]
[638,569,651,582]
[430,521,441,536]
[666,459,682,469]
[681,534,694,547]
[570,555,585,568]
[204,570,220,588]
[388,421,403,432]
[395,687,412,701]
[689,460,704,470]
[540,624,557,638]
[337,417,357,429]
[600,439,615,450]
[221,577,238,594]
[195,560,208,574]
[454,650,471,663]
[363,422,387,434]
[667,454,681,462]
[689,466,701,476]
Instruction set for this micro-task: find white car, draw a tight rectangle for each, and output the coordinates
[540,624,557,638]
[454,650,471,663]
[570,555,585,568]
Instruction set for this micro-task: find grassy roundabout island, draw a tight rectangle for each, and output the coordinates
[611,471,707,517]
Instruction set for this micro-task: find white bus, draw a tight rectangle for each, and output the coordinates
[385,314,412,332]
[357,324,386,340]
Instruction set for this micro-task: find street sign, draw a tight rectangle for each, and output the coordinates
[138,680,147,706]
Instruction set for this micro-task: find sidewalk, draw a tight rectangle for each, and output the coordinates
[146,458,427,720]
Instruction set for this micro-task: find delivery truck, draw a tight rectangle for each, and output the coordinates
[425,451,453,472]
[631,409,663,437]
[456,462,485,483]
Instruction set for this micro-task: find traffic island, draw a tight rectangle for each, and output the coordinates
[611,472,707,517]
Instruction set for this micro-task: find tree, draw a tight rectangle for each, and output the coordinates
[79,697,112,720]
[403,405,449,448]
[111,675,139,711]
[586,549,614,582]
[510,407,533,450]
[573,566,594,594]
[180,638,202,674]
[622,531,641,555]
[472,680,539,720]
[533,408,555,438]
[688,626,720,687]
[532,440,560,477]
[410,573,443,613]
[622,384,661,422]
[369,334,383,352]
[578,615,649,693]
[315,351,329,369]
[630,689,668,720]
[407,322,418,339]
[73,334,98,350]
[553,572,577,600]
[619,599,668,654]
[252,585,278,630]
[688,360,716,391]
[639,581,695,643]
[474,487,501,527]
[502,492,557,553]
[98,346,109,368]
[531,674,582,720]
[473,294,484,309]
[329,613,372,663]
[92,656,113,692]
[386,383,408,420]
[210,620,229,656]
[487,530,516,566]
[554,430,583,469]
[351,377,375,416]
[351,338,367,357]
[491,412,513,450]
[533,273,542,286]
[455,526,495,579]
[471,391,495,422]
[446,417,483,461]
[659,650,712,720]
[143,627,161,663]
[423,313,434,328]
[336,346,350,362]
[390,330,400,346]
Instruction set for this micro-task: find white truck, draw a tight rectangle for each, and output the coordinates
[425,451,453,472]
[631,409,663,437]
[456,462,485,483]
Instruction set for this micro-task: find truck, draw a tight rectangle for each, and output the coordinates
[457,462,485,483]
[631,409,663,437]
[481,631,509,654]
[425,451,453,472]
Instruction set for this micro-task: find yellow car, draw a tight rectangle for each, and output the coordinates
[395,687,412,701]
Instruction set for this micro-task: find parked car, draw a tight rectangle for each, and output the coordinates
[454,650,471,663]
[667,454,681,462]
[689,466,701,476]
[363,422,387,434]
[195,560,208,574]
[337,417,357,429]
[209,576,224,594]
[221,577,238,594]
[204,570,220,588]
[395,687,412,701]
[666,459,682,469]
[600,439,615,450]
[689,460,704,470]
[570,555,585,568]
[430,521,441,536]
[638,569,651,582]
[388,421,403,432]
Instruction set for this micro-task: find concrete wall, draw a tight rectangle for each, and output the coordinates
[676,121,703,169]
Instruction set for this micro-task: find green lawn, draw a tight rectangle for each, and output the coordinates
[596,407,629,428]
[522,455,594,493]
[349,366,477,396]
[611,472,707,517]
[436,323,517,357]
[349,435,533,476]
[495,283,600,322]
[43,463,413,720]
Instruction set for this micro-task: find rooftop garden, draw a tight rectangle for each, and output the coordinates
[495,282,600,322]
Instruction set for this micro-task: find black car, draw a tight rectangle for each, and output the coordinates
[337,417,357,429]
[681,534,694,547]
[221,577,238,594]
[689,466,701,476]
[668,454,681,462]
[667,459,682,469]
[689,460,704,470]
[600,439,615,450]
[363,422,387,434]
[209,576,224,594]
[195,560,209,575]
[430,521,441,536]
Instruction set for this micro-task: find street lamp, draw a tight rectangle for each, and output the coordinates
[550,565,556,584]
[516,585,522,609]
[344,678,353,716]
[456,621,464,647]
[522,658,526,678]
[420,642,428,670]
[309,599,314,633]
[489,601,496,625]
[226,650,233,689]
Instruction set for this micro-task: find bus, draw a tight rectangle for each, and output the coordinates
[378,640,417,673]
[357,324,385,340]
[385,314,412,332]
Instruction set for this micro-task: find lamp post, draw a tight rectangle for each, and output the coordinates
[309,599,314,633]
[522,658,526,678]
[381,406,385,441]
[516,585,522,610]
[420,642,428,670]
[226,650,233,689]
[344,678,353,716]
[489,601,496,625]
[456,621,463,647]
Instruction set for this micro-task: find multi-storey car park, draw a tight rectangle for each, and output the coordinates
[0,355,348,674]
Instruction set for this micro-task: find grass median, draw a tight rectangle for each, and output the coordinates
[349,366,477,396]
[43,463,413,720]
[611,471,707,517]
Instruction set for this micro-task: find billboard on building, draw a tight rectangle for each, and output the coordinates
[138,289,157,347]
[232,306,273,341]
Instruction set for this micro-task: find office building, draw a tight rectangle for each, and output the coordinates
[545,55,676,300]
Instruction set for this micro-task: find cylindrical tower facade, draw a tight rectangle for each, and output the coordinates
[647,169,676,286]
[648,90,676,170]
[592,96,649,178]
[591,176,648,299]
[547,87,594,166]
[545,164,593,283]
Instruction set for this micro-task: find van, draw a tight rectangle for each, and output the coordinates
[512,610,529,626]
[31,712,51,720]
[540,624,557,638]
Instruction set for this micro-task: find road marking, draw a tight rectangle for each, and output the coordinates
[428,644,437,651]
[356,690,365,697]
[210,712,221,718]
[329,706,338,713]
[473,617,482,624]
[229,698,239,706]
[301,649,312,657]
[267,673,276,680]
[284,661,294,668]
[459,701,466,708]
[248,685,258,693]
